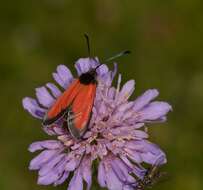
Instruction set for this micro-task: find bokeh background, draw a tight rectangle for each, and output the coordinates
[0,0,203,190]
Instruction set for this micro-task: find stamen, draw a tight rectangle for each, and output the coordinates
[116,74,122,99]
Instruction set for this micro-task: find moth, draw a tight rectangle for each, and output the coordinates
[43,34,130,138]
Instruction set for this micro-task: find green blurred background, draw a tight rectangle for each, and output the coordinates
[0,0,203,190]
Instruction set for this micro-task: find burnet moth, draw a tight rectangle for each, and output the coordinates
[43,34,130,138]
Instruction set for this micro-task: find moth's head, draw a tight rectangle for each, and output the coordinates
[79,69,97,85]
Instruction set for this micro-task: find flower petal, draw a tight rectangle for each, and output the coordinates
[35,86,55,108]
[65,157,79,171]
[57,65,73,87]
[37,172,58,185]
[139,101,172,121]
[53,73,65,88]
[123,185,135,190]
[117,102,134,112]
[108,87,116,100]
[81,156,92,190]
[39,154,65,176]
[140,141,167,165]
[28,140,63,152]
[96,64,109,76]
[98,72,114,87]
[120,155,146,178]
[98,162,106,187]
[133,89,159,111]
[111,62,118,79]
[22,97,45,119]
[124,148,142,163]
[37,154,67,185]
[105,165,123,190]
[75,58,99,75]
[54,171,69,186]
[111,158,135,184]
[117,80,135,103]
[46,83,61,98]
[29,150,58,170]
[133,130,148,139]
[68,169,83,190]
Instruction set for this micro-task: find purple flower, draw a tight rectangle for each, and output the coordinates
[23,57,172,190]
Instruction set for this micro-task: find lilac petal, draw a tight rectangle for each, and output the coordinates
[65,157,79,171]
[116,74,122,94]
[28,140,63,152]
[46,83,61,98]
[140,141,167,165]
[36,86,55,108]
[38,154,67,185]
[117,80,135,102]
[29,150,58,170]
[108,87,116,100]
[125,140,145,151]
[133,89,159,111]
[111,62,118,79]
[139,101,172,121]
[56,65,73,88]
[68,169,83,190]
[81,156,92,190]
[53,125,66,135]
[133,130,148,139]
[37,172,58,185]
[98,162,106,187]
[111,160,127,182]
[53,73,65,88]
[120,155,146,178]
[133,165,146,179]
[97,142,108,158]
[96,64,109,76]
[43,126,58,136]
[54,171,69,186]
[154,154,167,166]
[22,97,46,119]
[123,185,135,190]
[89,57,100,68]
[117,102,134,112]
[120,153,147,180]
[144,116,167,124]
[141,152,166,165]
[43,119,64,136]
[143,141,161,154]
[75,58,98,75]
[39,154,65,176]
[132,123,145,129]
[111,158,135,184]
[105,165,123,190]
[121,110,135,121]
[98,102,107,116]
[98,72,113,87]
[120,155,134,169]
[155,116,167,123]
[124,148,142,163]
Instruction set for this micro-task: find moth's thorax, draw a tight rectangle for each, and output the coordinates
[79,69,97,85]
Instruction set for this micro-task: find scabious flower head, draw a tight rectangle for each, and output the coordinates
[22,57,172,190]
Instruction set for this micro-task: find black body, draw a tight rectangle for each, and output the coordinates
[79,70,97,85]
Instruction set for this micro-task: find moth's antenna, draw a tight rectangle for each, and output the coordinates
[94,50,131,70]
[105,50,131,62]
[84,33,91,57]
